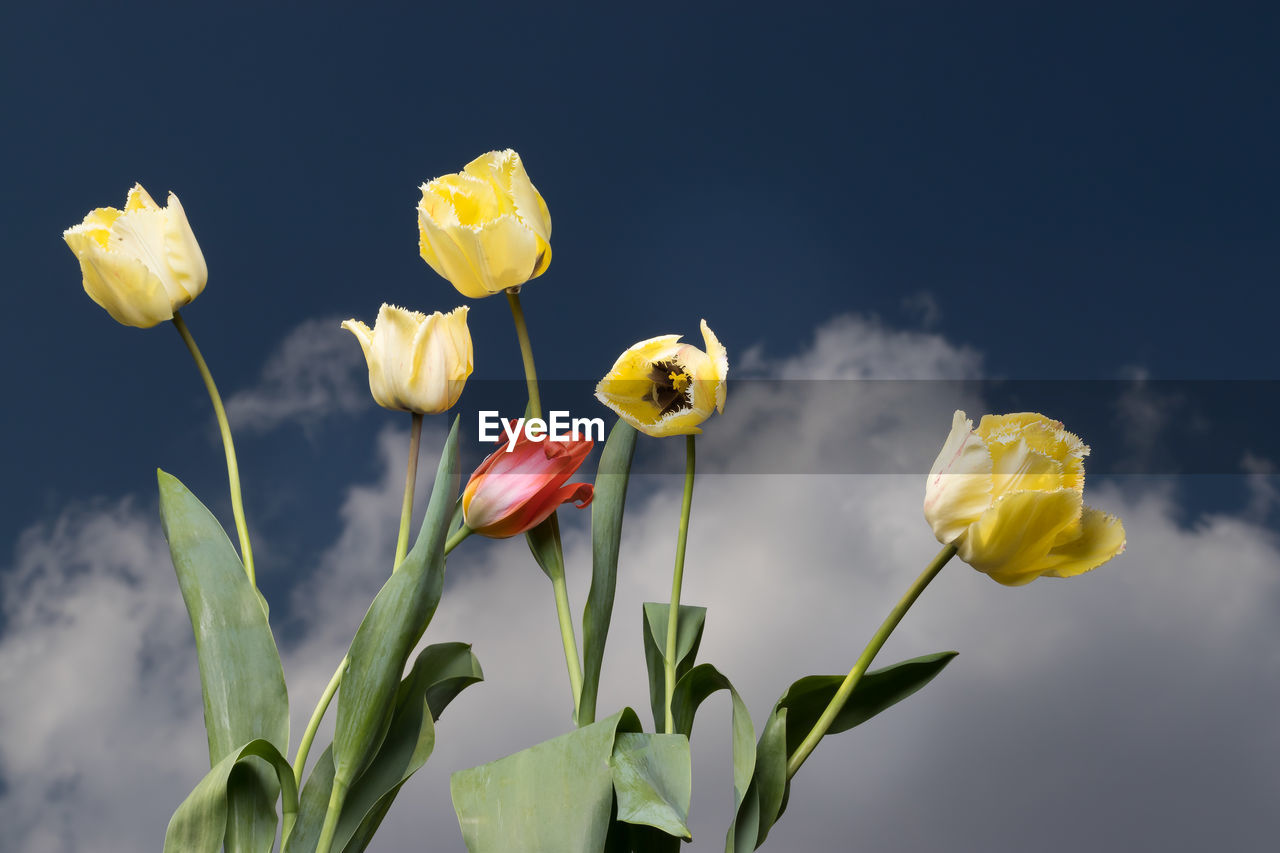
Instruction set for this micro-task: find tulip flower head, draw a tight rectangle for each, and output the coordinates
[62,184,207,328]
[417,149,552,299]
[462,431,594,538]
[595,320,728,438]
[924,410,1126,586]
[342,304,473,415]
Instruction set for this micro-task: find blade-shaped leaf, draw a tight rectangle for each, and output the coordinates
[579,420,638,726]
[725,651,958,850]
[525,510,565,582]
[286,642,483,853]
[775,651,959,756]
[332,417,461,790]
[726,707,788,853]
[158,471,290,853]
[164,738,298,853]
[158,471,291,764]
[450,708,643,853]
[672,664,755,807]
[610,732,692,840]
[641,602,707,731]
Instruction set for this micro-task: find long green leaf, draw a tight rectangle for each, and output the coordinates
[158,471,290,852]
[725,651,959,850]
[332,417,461,790]
[579,420,638,726]
[286,642,483,853]
[163,738,298,853]
[775,651,959,756]
[641,602,707,731]
[671,664,755,808]
[610,732,692,840]
[451,708,643,853]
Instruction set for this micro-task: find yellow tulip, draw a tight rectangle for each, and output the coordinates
[595,320,728,437]
[924,410,1126,585]
[417,149,552,299]
[342,304,473,415]
[62,184,207,328]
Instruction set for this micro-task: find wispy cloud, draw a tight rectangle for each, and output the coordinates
[224,317,369,433]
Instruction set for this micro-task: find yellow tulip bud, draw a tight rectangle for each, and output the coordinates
[62,184,207,328]
[342,304,473,415]
[417,149,552,299]
[595,320,728,437]
[924,410,1126,585]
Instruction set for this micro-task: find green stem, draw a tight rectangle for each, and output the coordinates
[548,556,585,718]
[293,657,345,789]
[393,413,424,572]
[506,289,542,419]
[171,311,255,586]
[445,523,473,555]
[315,778,348,853]
[663,435,697,734]
[291,525,471,787]
[505,286,586,720]
[785,542,957,779]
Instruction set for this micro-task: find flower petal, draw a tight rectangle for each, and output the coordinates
[448,214,542,293]
[959,488,1083,585]
[700,319,728,413]
[63,229,172,328]
[417,207,491,299]
[924,410,994,544]
[1037,506,1127,579]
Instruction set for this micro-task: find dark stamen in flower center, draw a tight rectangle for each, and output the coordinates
[647,360,692,416]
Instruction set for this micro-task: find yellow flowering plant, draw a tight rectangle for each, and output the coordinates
[63,158,1126,853]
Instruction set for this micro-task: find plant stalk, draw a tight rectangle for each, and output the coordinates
[663,435,697,734]
[785,542,957,778]
[171,311,256,586]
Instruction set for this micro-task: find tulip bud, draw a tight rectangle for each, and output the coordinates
[924,410,1126,585]
[62,184,207,328]
[462,432,594,538]
[342,304,473,415]
[417,149,552,299]
[594,320,728,437]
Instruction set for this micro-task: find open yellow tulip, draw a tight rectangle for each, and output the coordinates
[924,410,1126,585]
[595,320,728,437]
[342,304,473,415]
[417,150,552,299]
[62,184,207,328]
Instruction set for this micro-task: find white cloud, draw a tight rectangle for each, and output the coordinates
[0,501,205,852]
[3,314,1277,852]
[224,317,369,433]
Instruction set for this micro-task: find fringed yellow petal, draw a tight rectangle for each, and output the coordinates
[418,150,552,297]
[924,410,995,544]
[959,488,1083,585]
[1038,506,1127,578]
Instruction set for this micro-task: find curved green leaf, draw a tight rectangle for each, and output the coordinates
[332,417,461,790]
[579,420,638,726]
[725,651,959,850]
[286,642,483,853]
[641,602,707,731]
[163,738,298,853]
[775,651,959,756]
[451,708,643,853]
[525,511,565,582]
[672,663,755,807]
[158,471,290,852]
[611,732,692,839]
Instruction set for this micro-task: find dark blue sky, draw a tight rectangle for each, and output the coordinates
[7,0,1278,600]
